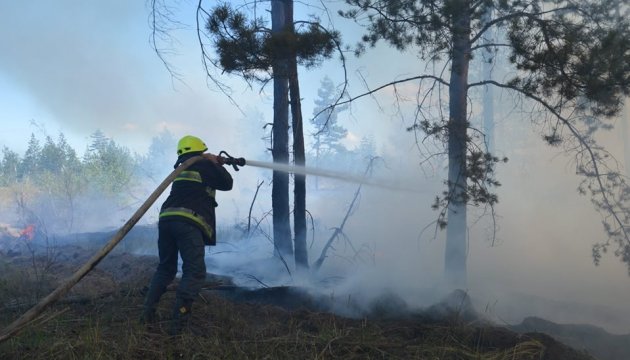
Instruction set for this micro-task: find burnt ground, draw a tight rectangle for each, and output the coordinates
[0,238,613,359]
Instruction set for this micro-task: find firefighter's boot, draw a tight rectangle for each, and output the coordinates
[169,299,192,335]
[139,307,157,325]
[141,282,167,325]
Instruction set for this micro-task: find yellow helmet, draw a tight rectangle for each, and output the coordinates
[177,135,208,155]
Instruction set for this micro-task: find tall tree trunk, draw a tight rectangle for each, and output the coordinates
[289,68,308,269]
[445,2,472,289]
[314,136,320,190]
[287,0,308,270]
[623,98,630,176]
[481,7,495,154]
[614,9,630,177]
[271,0,293,260]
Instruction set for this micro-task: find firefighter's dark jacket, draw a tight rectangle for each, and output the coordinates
[159,153,233,245]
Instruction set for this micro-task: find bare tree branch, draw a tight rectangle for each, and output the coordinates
[247,180,265,234]
[149,0,187,85]
[312,158,378,271]
[195,0,246,115]
[312,75,450,123]
[473,79,630,266]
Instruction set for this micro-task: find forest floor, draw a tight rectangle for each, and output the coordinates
[0,239,599,360]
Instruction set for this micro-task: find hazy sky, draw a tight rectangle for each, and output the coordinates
[0,0,397,156]
[1,1,629,334]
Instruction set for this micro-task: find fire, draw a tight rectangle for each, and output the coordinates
[19,224,35,241]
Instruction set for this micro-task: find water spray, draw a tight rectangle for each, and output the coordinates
[218,151,420,193]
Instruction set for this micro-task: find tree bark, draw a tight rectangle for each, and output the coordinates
[445,1,472,290]
[271,0,293,260]
[481,7,495,154]
[287,1,308,270]
[289,34,308,269]
[289,69,308,269]
[622,98,630,177]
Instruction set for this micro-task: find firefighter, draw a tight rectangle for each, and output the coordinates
[141,135,233,335]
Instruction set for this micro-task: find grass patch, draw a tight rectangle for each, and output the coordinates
[0,251,594,359]
[1,289,594,359]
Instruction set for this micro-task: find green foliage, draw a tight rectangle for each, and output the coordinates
[39,135,68,174]
[83,130,135,196]
[291,22,338,67]
[10,133,87,221]
[507,0,630,117]
[13,133,83,186]
[206,5,270,80]
[36,134,84,201]
[19,134,41,179]
[0,131,139,229]
[206,3,340,82]
[0,147,19,186]
[340,0,450,58]
[311,76,349,159]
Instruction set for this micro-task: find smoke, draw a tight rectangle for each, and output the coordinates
[1,0,629,337]
[465,141,630,334]
[205,115,630,334]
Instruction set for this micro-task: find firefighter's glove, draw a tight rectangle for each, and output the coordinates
[203,153,224,165]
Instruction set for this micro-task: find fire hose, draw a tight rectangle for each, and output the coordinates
[0,152,245,343]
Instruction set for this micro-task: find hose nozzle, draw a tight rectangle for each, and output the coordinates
[218,151,246,171]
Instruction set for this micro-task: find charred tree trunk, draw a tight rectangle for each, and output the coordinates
[445,2,471,289]
[287,1,308,270]
[271,0,293,260]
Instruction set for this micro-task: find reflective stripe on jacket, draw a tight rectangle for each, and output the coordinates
[159,207,213,239]
[175,171,202,183]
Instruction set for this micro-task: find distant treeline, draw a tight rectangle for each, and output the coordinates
[0,130,179,234]
[0,130,176,196]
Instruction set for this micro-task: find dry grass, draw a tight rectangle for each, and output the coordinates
[0,290,594,360]
[0,253,595,360]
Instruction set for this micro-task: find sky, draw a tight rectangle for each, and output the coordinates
[0,1,243,155]
[1,1,630,334]
[0,0,396,157]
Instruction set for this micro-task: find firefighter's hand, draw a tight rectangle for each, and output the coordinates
[203,153,224,165]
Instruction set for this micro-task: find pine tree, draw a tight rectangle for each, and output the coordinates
[342,0,630,284]
[138,129,177,182]
[19,133,41,179]
[311,76,349,172]
[205,1,339,268]
[0,147,20,186]
[83,130,134,196]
